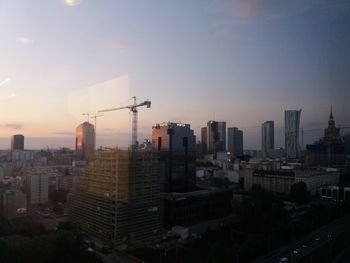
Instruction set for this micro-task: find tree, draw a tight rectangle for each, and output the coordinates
[238,189,289,233]
[290,182,309,203]
[210,177,231,189]
[19,220,46,237]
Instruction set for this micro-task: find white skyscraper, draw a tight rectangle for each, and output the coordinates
[27,167,49,205]
[285,110,301,160]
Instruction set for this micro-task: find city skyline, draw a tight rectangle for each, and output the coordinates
[0,106,346,150]
[1,2,350,262]
[0,1,349,149]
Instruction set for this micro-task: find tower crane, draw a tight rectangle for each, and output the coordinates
[98,96,151,149]
[82,112,91,123]
[90,113,104,149]
[90,113,104,131]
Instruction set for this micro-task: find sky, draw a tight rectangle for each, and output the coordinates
[0,0,349,150]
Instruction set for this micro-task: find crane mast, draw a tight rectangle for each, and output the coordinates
[90,113,104,149]
[132,107,137,148]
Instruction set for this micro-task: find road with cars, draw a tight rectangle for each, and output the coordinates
[254,213,350,263]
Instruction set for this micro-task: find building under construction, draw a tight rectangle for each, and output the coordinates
[69,147,163,246]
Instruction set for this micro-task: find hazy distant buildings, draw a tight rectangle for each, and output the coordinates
[152,122,196,192]
[205,121,226,156]
[11,134,24,151]
[285,110,301,160]
[75,122,95,161]
[227,127,243,157]
[69,148,163,245]
[12,150,34,162]
[261,121,274,158]
[244,167,340,195]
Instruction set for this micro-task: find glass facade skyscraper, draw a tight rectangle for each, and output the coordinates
[75,122,95,161]
[206,121,226,156]
[152,122,196,193]
[261,121,274,158]
[11,134,24,151]
[227,127,243,157]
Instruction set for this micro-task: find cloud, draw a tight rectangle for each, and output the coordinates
[0,78,11,87]
[16,37,35,45]
[110,37,130,49]
[64,0,82,6]
[54,131,75,136]
[212,0,350,24]
[0,93,17,102]
[210,19,257,41]
[4,123,23,130]
[224,0,296,23]
[228,0,287,21]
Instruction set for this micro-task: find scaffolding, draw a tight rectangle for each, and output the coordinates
[69,148,163,246]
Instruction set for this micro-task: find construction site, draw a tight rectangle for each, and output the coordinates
[69,147,163,247]
[69,97,165,247]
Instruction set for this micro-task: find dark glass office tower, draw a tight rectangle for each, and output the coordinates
[152,122,196,193]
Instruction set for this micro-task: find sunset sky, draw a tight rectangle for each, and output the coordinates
[0,0,349,149]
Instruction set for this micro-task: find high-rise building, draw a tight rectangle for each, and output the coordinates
[285,110,301,160]
[206,121,226,156]
[69,148,163,245]
[227,127,243,157]
[261,121,274,158]
[75,122,95,161]
[305,107,346,167]
[345,132,350,155]
[201,127,208,157]
[11,134,24,151]
[152,122,196,193]
[26,167,49,206]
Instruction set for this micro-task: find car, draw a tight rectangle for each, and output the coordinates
[302,244,308,249]
[327,234,332,238]
[279,257,289,263]
[292,249,300,254]
[315,237,320,241]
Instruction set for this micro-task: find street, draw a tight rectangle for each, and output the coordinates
[254,213,350,263]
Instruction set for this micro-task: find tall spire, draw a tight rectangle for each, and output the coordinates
[328,104,335,129]
[330,104,333,120]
